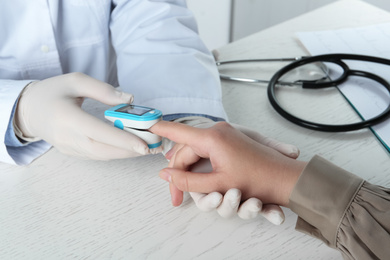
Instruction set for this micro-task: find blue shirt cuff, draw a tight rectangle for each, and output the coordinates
[5,98,25,147]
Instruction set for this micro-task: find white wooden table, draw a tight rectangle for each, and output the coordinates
[1,1,390,259]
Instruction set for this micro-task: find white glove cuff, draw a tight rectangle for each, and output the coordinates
[13,81,42,143]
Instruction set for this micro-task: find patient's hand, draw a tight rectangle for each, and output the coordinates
[153,121,305,204]
[152,119,301,225]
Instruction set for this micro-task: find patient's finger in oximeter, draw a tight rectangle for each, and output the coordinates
[104,104,163,148]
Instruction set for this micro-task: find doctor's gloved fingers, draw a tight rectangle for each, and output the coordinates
[58,137,150,160]
[212,49,220,61]
[189,192,223,212]
[150,146,163,155]
[161,138,185,160]
[260,204,285,225]
[216,188,242,218]
[237,200,285,225]
[231,124,299,159]
[237,198,263,220]
[261,137,299,159]
[74,110,150,155]
[161,137,176,158]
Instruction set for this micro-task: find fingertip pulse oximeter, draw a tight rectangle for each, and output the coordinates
[104,104,163,148]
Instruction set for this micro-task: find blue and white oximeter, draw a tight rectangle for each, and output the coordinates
[104,104,163,148]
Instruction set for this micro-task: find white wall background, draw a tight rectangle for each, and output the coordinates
[186,0,232,50]
[187,0,390,50]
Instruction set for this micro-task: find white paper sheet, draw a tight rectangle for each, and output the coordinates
[297,23,390,152]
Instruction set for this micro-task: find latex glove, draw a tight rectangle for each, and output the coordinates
[14,72,160,160]
[162,116,298,224]
[190,189,284,225]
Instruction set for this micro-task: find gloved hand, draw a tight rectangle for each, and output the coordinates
[14,72,161,160]
[161,116,299,224]
[190,189,285,225]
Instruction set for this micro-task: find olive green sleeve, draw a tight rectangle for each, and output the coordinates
[288,155,390,259]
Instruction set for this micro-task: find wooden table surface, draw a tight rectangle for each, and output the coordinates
[1,0,390,259]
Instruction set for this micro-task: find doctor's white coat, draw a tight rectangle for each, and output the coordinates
[0,0,227,165]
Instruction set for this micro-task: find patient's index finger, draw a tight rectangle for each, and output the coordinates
[150,120,204,146]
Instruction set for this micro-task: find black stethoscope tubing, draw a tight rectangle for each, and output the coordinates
[267,53,390,132]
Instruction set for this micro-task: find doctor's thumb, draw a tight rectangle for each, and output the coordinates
[65,73,134,105]
[86,86,133,106]
[113,89,134,104]
[101,88,134,106]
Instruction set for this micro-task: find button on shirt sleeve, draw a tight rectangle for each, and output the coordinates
[289,155,390,259]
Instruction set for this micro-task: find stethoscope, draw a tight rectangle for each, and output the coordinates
[217,53,390,132]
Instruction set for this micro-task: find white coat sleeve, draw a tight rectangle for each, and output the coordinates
[109,0,227,120]
[0,80,51,165]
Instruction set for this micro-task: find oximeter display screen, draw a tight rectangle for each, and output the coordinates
[116,105,152,116]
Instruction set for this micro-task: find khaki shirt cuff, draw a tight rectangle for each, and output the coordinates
[288,155,364,248]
